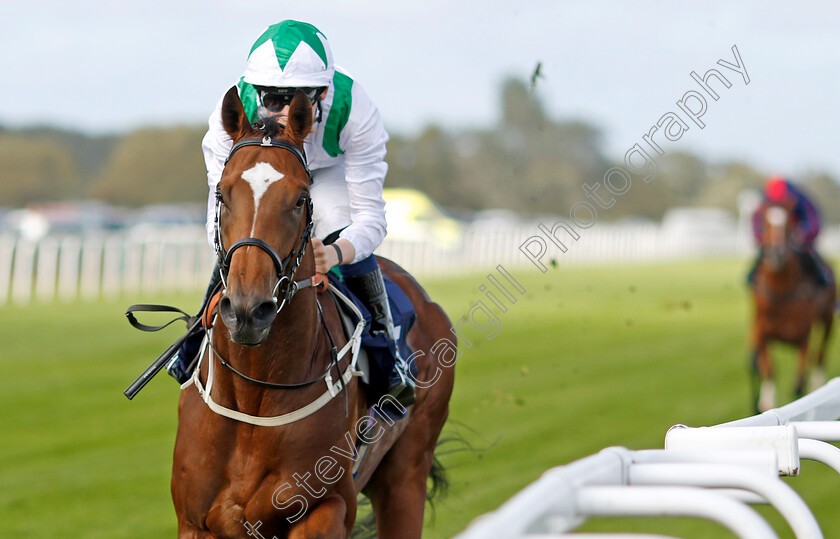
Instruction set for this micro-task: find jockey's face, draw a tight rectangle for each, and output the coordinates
[258,87,327,126]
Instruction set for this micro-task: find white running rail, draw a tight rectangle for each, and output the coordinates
[457,377,840,538]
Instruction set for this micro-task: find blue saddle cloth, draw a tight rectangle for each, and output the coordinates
[327,272,417,396]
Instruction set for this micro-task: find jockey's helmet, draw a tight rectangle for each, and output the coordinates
[243,20,334,91]
[765,176,790,203]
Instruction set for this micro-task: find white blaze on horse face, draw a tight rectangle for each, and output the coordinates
[766,206,788,245]
[766,206,788,227]
[241,162,285,235]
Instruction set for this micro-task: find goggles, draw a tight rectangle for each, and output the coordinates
[257,87,322,113]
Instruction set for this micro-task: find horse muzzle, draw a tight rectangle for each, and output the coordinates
[218,292,277,345]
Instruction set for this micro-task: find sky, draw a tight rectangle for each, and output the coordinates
[2,0,839,179]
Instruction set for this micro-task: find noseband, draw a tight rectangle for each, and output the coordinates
[214,136,316,312]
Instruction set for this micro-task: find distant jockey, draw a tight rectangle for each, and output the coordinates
[748,176,829,286]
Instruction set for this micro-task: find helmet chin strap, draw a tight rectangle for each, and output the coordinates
[314,91,324,123]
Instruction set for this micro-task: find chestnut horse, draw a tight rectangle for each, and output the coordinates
[172,87,455,538]
[750,202,835,412]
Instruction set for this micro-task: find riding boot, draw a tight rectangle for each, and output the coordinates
[165,261,222,384]
[341,260,416,410]
[798,249,827,286]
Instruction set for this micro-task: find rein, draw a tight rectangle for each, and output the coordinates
[211,298,339,391]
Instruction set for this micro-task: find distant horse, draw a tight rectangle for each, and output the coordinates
[750,202,835,412]
[171,87,455,538]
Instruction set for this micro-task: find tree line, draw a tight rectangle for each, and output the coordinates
[2,78,838,223]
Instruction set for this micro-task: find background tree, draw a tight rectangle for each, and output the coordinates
[88,126,206,206]
[0,77,837,226]
[802,172,840,224]
[0,134,80,206]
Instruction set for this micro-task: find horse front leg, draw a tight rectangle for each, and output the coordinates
[810,309,834,392]
[288,494,351,539]
[365,445,432,539]
[176,524,215,539]
[755,340,776,412]
[749,348,761,413]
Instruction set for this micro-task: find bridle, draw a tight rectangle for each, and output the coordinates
[213,135,317,313]
[198,135,365,421]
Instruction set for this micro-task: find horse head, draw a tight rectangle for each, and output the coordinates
[760,202,795,272]
[214,86,314,345]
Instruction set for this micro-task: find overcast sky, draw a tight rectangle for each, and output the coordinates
[2,1,838,179]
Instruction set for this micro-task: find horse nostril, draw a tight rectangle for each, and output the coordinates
[217,294,275,344]
[218,297,236,324]
[251,300,277,326]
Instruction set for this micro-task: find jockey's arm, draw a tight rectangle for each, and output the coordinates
[202,95,233,249]
[799,199,821,244]
[787,191,820,246]
[333,81,389,265]
[751,206,764,243]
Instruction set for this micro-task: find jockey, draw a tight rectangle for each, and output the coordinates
[169,20,415,409]
[748,176,827,286]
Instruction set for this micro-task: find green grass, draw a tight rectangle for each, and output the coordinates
[1,259,837,538]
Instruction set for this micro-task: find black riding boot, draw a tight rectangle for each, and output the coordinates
[343,266,417,410]
[798,250,828,286]
[165,262,222,384]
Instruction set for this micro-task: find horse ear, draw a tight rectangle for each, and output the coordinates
[220,86,251,140]
[284,90,314,147]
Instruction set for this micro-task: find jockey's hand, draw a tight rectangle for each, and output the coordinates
[311,238,355,274]
[311,238,331,274]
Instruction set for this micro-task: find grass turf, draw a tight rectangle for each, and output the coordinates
[0,258,837,538]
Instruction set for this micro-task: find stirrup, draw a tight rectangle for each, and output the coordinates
[388,357,416,407]
[389,379,416,408]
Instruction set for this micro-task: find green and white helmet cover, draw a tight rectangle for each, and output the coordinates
[238,20,334,122]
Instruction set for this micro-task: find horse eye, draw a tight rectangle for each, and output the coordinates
[295,195,308,209]
[215,190,225,206]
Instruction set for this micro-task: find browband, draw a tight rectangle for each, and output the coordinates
[225,136,310,178]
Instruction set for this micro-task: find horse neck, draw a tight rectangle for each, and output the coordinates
[763,248,801,288]
[265,288,322,374]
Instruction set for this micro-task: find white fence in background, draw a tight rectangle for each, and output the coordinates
[457,378,840,538]
[0,228,216,306]
[1,222,838,306]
